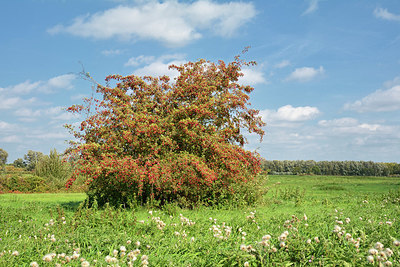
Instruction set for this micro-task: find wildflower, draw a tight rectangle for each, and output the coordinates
[191,237,195,242]
[280,241,286,248]
[11,251,19,256]
[81,260,90,267]
[333,225,341,233]
[120,246,127,253]
[43,254,53,262]
[30,262,39,267]
[385,261,393,266]
[270,247,277,253]
[393,240,400,247]
[369,248,378,255]
[345,218,350,224]
[345,233,352,240]
[314,237,320,243]
[385,248,393,257]
[244,262,250,267]
[113,249,119,256]
[262,235,271,241]
[141,255,148,261]
[386,221,392,226]
[72,251,80,260]
[303,214,307,221]
[336,220,343,225]
[135,241,141,247]
[148,211,153,215]
[366,255,374,263]
[306,239,311,244]
[240,244,247,251]
[375,242,384,250]
[127,240,132,244]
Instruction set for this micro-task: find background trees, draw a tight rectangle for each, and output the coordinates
[0,148,8,171]
[262,160,400,176]
[24,150,44,171]
[65,55,266,207]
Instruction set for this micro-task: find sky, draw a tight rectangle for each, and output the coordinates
[1,0,400,163]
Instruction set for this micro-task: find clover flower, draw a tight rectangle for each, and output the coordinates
[366,255,374,263]
[43,254,53,262]
[30,262,39,267]
[81,260,90,267]
[244,262,250,267]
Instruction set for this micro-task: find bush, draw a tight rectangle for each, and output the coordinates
[65,53,266,207]
[35,149,72,190]
[0,174,49,193]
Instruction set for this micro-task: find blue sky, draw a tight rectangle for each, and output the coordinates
[1,0,400,163]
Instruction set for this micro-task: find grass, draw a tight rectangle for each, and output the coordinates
[0,175,399,266]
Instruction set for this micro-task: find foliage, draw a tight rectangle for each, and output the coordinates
[65,54,265,207]
[34,149,72,189]
[262,159,400,176]
[0,148,8,168]
[0,174,49,193]
[12,158,26,169]
[24,150,44,171]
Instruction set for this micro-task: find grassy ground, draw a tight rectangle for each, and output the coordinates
[0,175,399,266]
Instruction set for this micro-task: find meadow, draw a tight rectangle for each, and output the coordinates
[0,175,399,266]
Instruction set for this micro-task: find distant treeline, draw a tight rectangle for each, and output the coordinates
[261,160,400,176]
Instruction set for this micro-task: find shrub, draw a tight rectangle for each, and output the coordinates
[65,53,266,207]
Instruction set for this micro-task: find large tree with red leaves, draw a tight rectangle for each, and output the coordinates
[65,54,266,207]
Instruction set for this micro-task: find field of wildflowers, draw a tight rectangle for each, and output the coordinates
[0,175,399,266]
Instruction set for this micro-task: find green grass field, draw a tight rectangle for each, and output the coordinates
[0,175,399,266]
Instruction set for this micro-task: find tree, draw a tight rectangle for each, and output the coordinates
[65,53,266,206]
[24,150,44,171]
[13,158,26,168]
[0,148,8,170]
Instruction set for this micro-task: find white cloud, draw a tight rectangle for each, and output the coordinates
[0,97,37,110]
[125,55,156,67]
[0,121,16,131]
[132,54,186,78]
[286,66,324,82]
[274,60,291,69]
[261,105,320,122]
[238,67,267,86]
[344,77,400,112]
[47,0,256,46]
[318,117,389,135]
[101,49,123,56]
[0,135,21,143]
[1,74,75,95]
[303,0,320,15]
[374,7,400,21]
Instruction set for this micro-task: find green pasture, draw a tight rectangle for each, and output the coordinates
[0,175,399,266]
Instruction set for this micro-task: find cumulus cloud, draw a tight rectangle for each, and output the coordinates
[344,77,400,112]
[303,0,320,15]
[238,67,267,86]
[47,0,256,46]
[130,54,186,78]
[261,105,320,123]
[374,7,400,21]
[286,66,324,82]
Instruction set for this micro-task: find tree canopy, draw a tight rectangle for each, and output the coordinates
[65,55,266,206]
